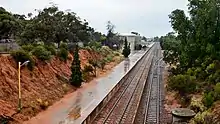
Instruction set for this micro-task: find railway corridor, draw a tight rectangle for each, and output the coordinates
[91,43,166,124]
[134,43,165,124]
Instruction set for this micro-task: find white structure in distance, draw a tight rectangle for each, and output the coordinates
[119,33,141,51]
[119,32,151,51]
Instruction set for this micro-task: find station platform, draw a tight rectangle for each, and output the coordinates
[25,43,154,124]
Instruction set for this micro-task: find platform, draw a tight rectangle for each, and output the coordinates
[25,43,154,124]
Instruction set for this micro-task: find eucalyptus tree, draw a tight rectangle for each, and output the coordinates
[0,7,17,39]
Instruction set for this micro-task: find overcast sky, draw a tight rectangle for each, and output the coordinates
[0,0,189,37]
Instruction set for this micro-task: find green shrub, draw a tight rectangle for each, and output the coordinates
[11,50,35,70]
[189,96,206,113]
[187,67,207,80]
[88,59,98,76]
[99,46,113,57]
[83,65,95,80]
[58,48,68,61]
[44,45,56,55]
[186,68,194,76]
[88,41,102,50]
[0,46,8,52]
[207,70,220,84]
[208,74,214,83]
[35,41,44,46]
[89,59,98,67]
[82,71,89,81]
[213,70,220,83]
[168,74,197,95]
[60,43,68,50]
[191,111,214,124]
[194,67,202,77]
[113,51,121,56]
[21,44,34,52]
[37,98,49,110]
[203,92,214,108]
[206,63,215,74]
[214,83,220,100]
[84,46,92,51]
[32,46,52,61]
[99,58,107,70]
[106,55,113,62]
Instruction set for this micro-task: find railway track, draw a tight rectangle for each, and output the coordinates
[91,45,155,124]
[134,44,165,124]
[144,49,162,124]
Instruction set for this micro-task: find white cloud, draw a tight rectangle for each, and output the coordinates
[0,0,189,37]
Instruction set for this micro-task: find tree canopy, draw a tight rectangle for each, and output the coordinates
[0,7,17,39]
[0,5,105,47]
[162,0,220,73]
[104,21,121,49]
[161,0,220,113]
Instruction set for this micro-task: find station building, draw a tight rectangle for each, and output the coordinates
[119,33,142,51]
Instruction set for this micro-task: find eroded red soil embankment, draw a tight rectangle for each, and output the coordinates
[0,49,101,123]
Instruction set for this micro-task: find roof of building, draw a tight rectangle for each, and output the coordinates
[119,33,139,37]
[0,39,15,43]
[141,40,147,43]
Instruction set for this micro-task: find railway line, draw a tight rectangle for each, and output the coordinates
[134,44,165,124]
[89,43,166,124]
[83,43,166,124]
[91,44,155,124]
[144,46,163,124]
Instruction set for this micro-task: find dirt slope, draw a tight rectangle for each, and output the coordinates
[0,49,104,123]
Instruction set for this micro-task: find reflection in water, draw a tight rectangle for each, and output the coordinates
[69,105,81,120]
[124,58,130,74]
[68,91,82,120]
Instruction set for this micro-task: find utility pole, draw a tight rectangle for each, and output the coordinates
[17,60,30,112]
